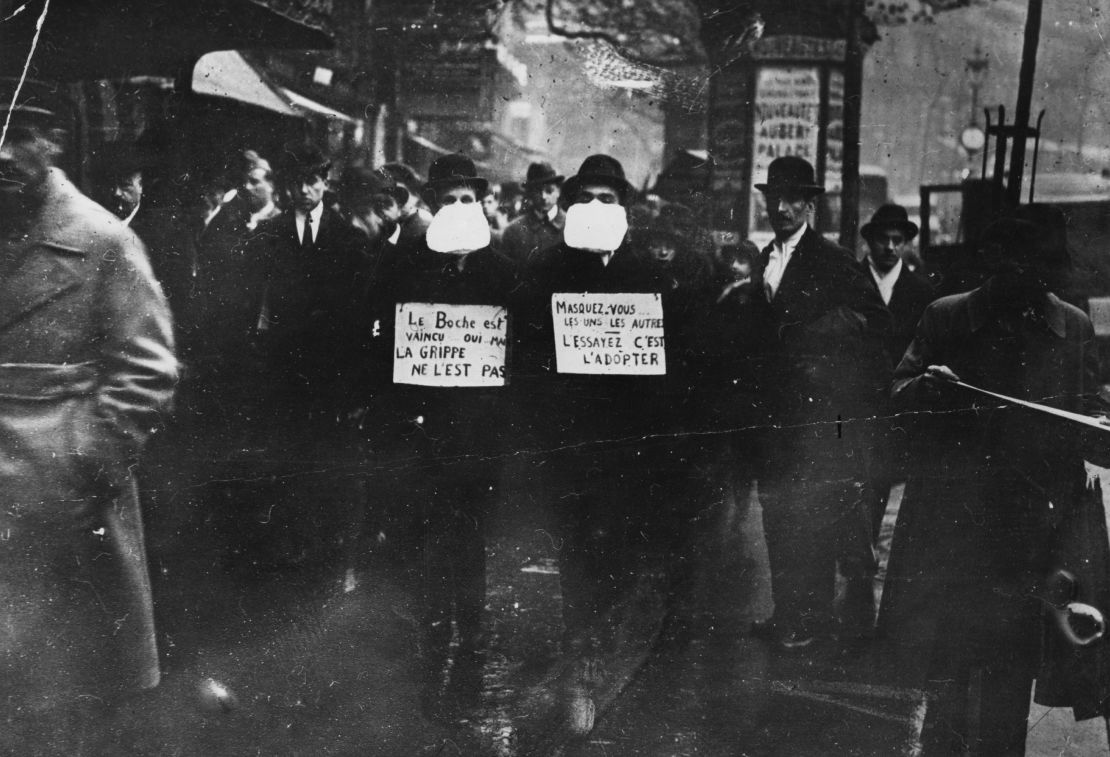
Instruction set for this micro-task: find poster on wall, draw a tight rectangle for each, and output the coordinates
[748,66,821,237]
[821,68,846,237]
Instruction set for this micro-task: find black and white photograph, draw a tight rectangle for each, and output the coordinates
[3,0,1110,754]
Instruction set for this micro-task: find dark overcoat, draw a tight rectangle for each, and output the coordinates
[751,228,892,479]
[253,206,369,411]
[879,288,1108,688]
[0,170,177,706]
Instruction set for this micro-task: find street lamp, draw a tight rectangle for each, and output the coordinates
[960,44,990,155]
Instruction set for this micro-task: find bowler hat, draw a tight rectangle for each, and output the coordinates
[754,156,825,195]
[342,166,408,206]
[422,153,489,196]
[523,162,564,189]
[861,204,918,242]
[562,154,633,204]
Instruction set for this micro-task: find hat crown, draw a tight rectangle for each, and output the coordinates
[760,156,821,192]
[868,204,911,227]
[575,154,626,183]
[343,166,396,198]
[428,153,481,186]
[861,203,918,241]
[525,162,559,184]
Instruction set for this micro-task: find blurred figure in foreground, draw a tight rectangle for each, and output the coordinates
[879,217,1110,755]
[0,80,177,751]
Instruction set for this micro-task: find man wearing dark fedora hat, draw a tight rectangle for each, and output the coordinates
[523,153,679,726]
[860,203,933,351]
[500,161,566,265]
[0,80,176,744]
[749,155,891,651]
[858,204,937,541]
[364,152,518,707]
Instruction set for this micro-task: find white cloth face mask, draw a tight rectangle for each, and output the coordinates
[563,200,629,252]
[426,201,492,254]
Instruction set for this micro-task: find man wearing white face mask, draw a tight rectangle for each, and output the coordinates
[522,154,679,729]
[364,153,519,712]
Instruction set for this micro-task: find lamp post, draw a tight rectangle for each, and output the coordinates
[960,44,989,156]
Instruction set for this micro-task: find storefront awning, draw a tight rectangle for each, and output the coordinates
[404,133,491,169]
[1,0,332,81]
[280,87,355,123]
[192,51,299,117]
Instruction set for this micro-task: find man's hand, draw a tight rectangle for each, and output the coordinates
[920,364,960,401]
[924,365,960,383]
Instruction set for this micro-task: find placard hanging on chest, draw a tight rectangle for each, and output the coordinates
[551,292,666,375]
[393,303,508,387]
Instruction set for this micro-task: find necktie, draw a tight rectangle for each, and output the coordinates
[301,215,314,250]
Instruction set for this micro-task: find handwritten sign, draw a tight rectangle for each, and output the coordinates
[551,293,666,375]
[393,303,508,387]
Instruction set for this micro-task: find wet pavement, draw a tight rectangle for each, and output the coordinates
[14,462,1110,755]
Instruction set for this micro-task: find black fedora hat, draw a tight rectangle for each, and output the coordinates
[754,156,825,195]
[523,161,564,189]
[861,203,919,242]
[562,154,633,204]
[422,152,489,196]
[341,166,408,206]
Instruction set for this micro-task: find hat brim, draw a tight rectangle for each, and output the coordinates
[523,175,564,190]
[421,177,490,196]
[563,173,633,203]
[754,182,826,195]
[861,219,919,242]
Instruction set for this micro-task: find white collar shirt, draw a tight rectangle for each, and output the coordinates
[247,201,276,231]
[294,203,324,245]
[122,202,141,228]
[764,223,807,301]
[868,256,903,306]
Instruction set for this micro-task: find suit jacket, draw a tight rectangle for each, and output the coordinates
[753,227,892,425]
[129,201,196,329]
[859,260,936,368]
[500,207,566,266]
[0,169,177,704]
[253,206,368,407]
[188,200,275,372]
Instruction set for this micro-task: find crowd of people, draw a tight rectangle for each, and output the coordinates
[4,75,1110,755]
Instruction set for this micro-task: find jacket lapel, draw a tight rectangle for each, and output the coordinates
[774,228,816,302]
